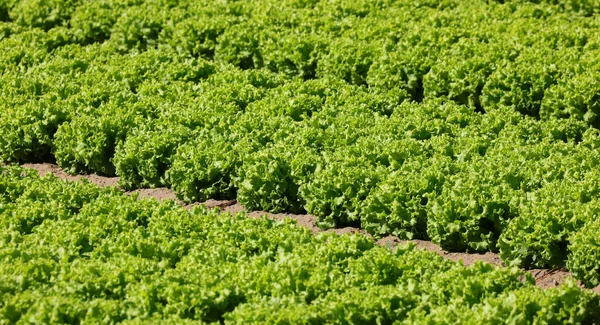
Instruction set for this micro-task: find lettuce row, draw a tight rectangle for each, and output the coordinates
[0,166,598,323]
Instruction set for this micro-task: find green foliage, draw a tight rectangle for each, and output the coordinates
[423,39,504,109]
[542,73,600,128]
[53,104,140,176]
[301,151,385,228]
[1,166,598,324]
[5,0,600,291]
[109,3,166,52]
[418,279,600,324]
[160,15,230,59]
[261,31,324,79]
[214,22,263,70]
[367,44,435,101]
[70,0,130,44]
[361,160,449,239]
[113,121,192,189]
[568,219,600,288]
[499,180,600,268]
[497,0,600,16]
[233,144,319,214]
[167,133,238,203]
[428,175,516,252]
[0,29,51,72]
[0,100,68,163]
[481,47,579,117]
[317,38,382,86]
[9,0,83,31]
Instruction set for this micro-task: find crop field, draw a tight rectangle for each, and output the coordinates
[2,0,600,323]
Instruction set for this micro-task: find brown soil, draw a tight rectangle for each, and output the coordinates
[22,163,121,187]
[16,163,600,292]
[132,188,181,203]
